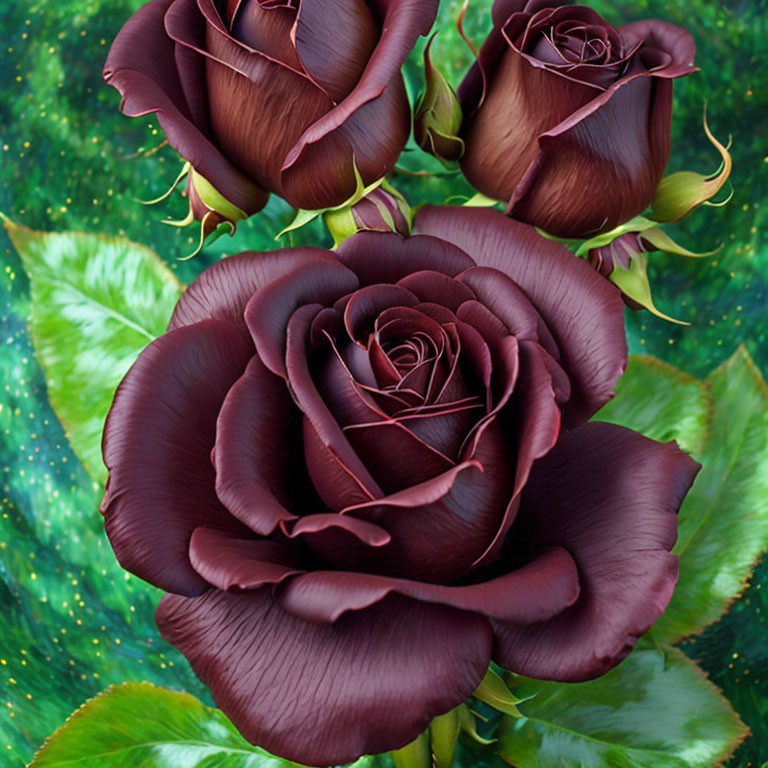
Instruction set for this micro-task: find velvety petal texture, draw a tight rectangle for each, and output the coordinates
[104,0,439,211]
[156,590,492,765]
[459,0,697,237]
[101,214,697,765]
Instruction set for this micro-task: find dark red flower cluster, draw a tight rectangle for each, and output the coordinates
[102,1,703,764]
[101,207,698,765]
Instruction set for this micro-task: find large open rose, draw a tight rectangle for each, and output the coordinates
[459,0,697,237]
[103,0,438,214]
[101,206,699,766]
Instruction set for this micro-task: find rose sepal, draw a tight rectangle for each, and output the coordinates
[471,666,534,718]
[391,730,431,768]
[651,110,733,222]
[277,161,386,241]
[429,708,461,768]
[609,252,689,325]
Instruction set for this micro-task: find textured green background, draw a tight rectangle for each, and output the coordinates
[0,0,766,765]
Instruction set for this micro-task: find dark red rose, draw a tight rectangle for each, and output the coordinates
[103,0,438,214]
[459,0,697,238]
[101,206,698,766]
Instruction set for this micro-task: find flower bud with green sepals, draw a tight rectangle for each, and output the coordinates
[325,184,411,247]
[414,34,465,165]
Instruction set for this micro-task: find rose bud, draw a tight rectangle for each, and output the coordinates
[459,0,698,238]
[414,35,465,164]
[324,184,411,246]
[588,226,711,321]
[104,0,439,213]
[101,205,698,766]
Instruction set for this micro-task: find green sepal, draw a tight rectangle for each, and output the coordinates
[429,708,461,768]
[324,206,358,248]
[391,731,431,768]
[651,110,732,222]
[472,666,534,718]
[190,169,248,224]
[640,226,719,258]
[573,214,659,257]
[609,252,689,325]
[458,704,496,746]
[277,161,385,240]
[463,192,502,208]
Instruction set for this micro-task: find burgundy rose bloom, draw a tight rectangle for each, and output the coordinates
[101,206,698,766]
[103,0,438,214]
[459,0,697,238]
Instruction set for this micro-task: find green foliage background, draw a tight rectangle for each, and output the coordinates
[0,0,766,766]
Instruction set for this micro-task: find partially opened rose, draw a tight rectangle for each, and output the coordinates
[101,206,699,766]
[460,0,697,238]
[103,0,438,214]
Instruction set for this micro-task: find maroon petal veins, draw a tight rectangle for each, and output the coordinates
[214,355,301,536]
[189,527,303,591]
[337,231,475,285]
[282,0,439,171]
[492,422,700,681]
[169,247,335,333]
[278,546,579,623]
[156,590,492,766]
[294,0,380,101]
[101,320,254,596]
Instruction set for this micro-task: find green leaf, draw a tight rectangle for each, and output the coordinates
[30,682,301,767]
[499,647,748,768]
[652,346,768,643]
[595,355,711,457]
[5,219,183,484]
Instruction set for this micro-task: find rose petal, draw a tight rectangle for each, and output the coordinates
[619,19,697,79]
[214,354,305,535]
[156,589,492,765]
[397,269,477,310]
[412,206,626,425]
[278,546,579,623]
[507,64,672,237]
[281,0,439,172]
[472,339,561,567]
[229,0,303,69]
[343,424,512,582]
[286,304,384,507]
[189,527,303,591]
[200,15,333,196]
[169,247,336,333]
[343,283,419,346]
[245,258,359,377]
[457,266,558,357]
[337,231,475,285]
[492,421,700,681]
[294,0,379,101]
[279,77,411,210]
[101,320,254,595]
